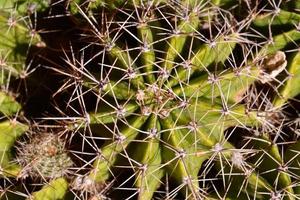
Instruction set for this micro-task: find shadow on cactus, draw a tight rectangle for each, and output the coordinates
[1,0,300,200]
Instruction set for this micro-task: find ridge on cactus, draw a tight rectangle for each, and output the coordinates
[0,0,300,200]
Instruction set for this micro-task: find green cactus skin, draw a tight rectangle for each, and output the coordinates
[0,119,28,177]
[1,0,300,200]
[274,51,300,107]
[0,90,27,179]
[0,4,42,78]
[30,178,69,200]
[253,10,300,27]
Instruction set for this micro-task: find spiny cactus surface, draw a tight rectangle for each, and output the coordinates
[0,0,300,200]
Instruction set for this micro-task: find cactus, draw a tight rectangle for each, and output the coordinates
[0,0,300,200]
[0,0,36,179]
[16,132,73,179]
[0,92,28,177]
[0,1,70,199]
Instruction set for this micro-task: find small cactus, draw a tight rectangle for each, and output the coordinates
[16,132,73,179]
